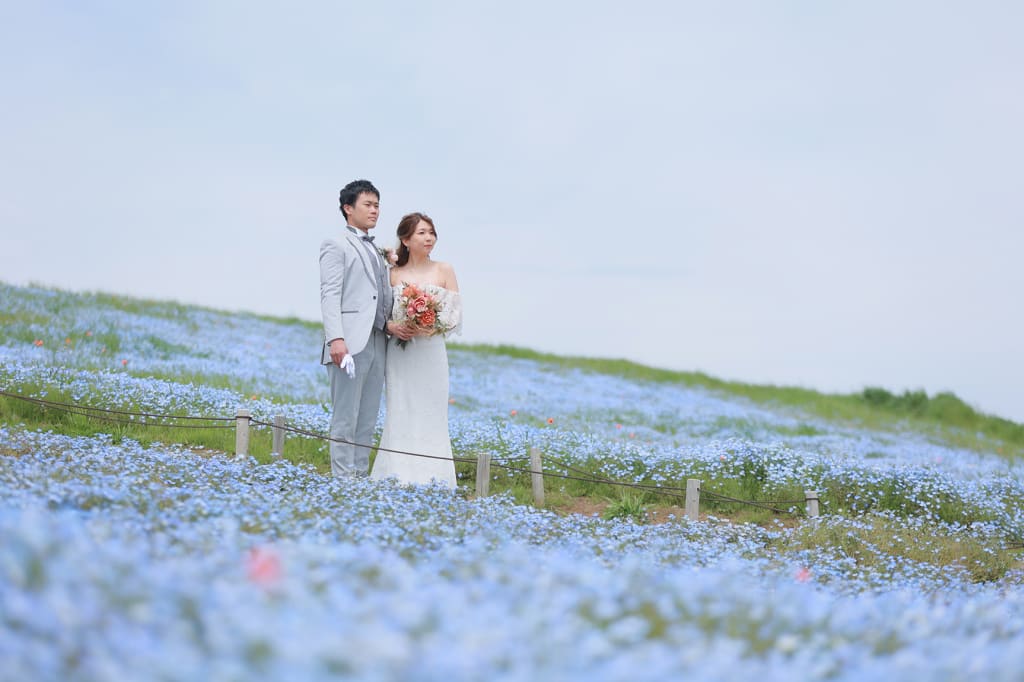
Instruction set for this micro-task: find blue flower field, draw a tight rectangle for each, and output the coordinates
[2,282,1023,680]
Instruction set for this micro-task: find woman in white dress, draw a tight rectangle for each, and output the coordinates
[370,212,462,488]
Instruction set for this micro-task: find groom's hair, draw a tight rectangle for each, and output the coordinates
[339,179,380,219]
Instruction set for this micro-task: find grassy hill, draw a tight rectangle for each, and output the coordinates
[5,281,1020,456]
[3,281,1024,678]
[459,343,1024,458]
[2,280,1021,526]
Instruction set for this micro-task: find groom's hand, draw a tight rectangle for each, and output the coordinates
[329,338,350,366]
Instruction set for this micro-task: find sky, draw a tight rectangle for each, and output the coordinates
[2,2,1022,422]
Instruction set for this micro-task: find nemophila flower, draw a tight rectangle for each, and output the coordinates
[5,282,1024,678]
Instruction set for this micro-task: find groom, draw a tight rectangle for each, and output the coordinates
[319,179,410,476]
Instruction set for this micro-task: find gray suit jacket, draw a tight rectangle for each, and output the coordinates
[319,230,384,363]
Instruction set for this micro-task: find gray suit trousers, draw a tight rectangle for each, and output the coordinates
[326,329,387,476]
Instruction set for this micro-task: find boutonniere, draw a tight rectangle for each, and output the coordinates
[378,246,398,267]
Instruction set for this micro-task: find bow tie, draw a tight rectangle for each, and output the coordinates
[361,235,375,243]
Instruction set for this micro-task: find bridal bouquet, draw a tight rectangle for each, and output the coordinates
[392,282,458,349]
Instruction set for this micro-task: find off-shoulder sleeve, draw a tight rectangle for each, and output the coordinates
[440,290,462,337]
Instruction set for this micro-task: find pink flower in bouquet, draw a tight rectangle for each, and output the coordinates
[408,295,430,317]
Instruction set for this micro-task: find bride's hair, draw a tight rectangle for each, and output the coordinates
[395,212,437,267]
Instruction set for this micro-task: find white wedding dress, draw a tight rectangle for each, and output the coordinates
[371,284,461,488]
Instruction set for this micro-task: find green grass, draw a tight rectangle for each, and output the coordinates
[5,384,1024,582]
[453,342,1024,458]
[3,358,1019,535]
[0,386,331,470]
[771,515,1019,584]
[448,433,1021,529]
[0,310,51,344]
[9,381,1011,534]
[602,490,650,524]
[143,335,197,357]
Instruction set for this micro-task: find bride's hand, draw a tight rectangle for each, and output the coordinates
[387,320,416,341]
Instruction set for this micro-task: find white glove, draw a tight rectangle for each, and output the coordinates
[340,353,355,379]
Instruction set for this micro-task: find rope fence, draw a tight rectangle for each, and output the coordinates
[251,416,697,507]
[0,390,236,429]
[0,389,822,520]
[0,391,233,423]
[539,451,810,510]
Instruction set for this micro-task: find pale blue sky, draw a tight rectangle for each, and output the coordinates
[2,2,1023,421]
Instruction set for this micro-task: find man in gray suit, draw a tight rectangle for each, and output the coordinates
[320,179,412,476]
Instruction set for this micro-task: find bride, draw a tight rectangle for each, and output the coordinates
[370,212,461,488]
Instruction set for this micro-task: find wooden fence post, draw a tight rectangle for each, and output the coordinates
[685,479,701,521]
[805,490,820,518]
[271,415,285,460]
[235,409,251,460]
[529,447,545,508]
[475,451,491,498]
